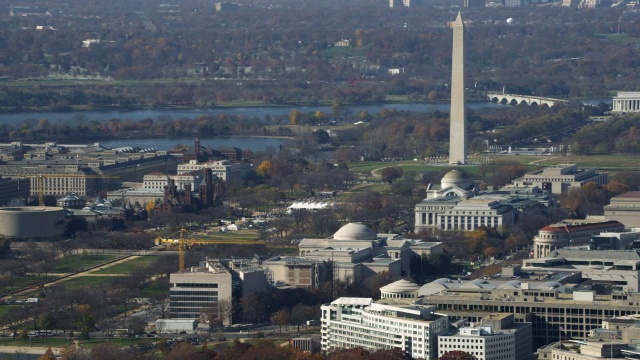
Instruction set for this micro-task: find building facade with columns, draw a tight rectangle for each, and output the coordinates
[532,218,625,258]
[612,92,640,113]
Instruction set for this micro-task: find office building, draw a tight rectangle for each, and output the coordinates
[0,176,30,204]
[538,341,629,360]
[438,314,533,360]
[605,192,640,228]
[523,248,640,292]
[512,164,608,195]
[142,172,203,191]
[177,159,250,183]
[321,297,448,359]
[169,259,266,324]
[418,275,640,349]
[0,141,179,197]
[262,256,325,288]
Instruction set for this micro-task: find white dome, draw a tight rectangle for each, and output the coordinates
[380,279,420,294]
[333,223,377,241]
[441,169,473,189]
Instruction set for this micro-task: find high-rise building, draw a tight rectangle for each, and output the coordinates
[449,12,467,165]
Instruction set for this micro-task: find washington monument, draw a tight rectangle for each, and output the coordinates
[449,12,466,165]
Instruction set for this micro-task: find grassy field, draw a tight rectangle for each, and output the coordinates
[347,160,484,176]
[57,276,114,290]
[1,276,55,297]
[345,154,640,179]
[197,230,261,241]
[594,33,640,44]
[338,183,390,198]
[0,336,154,349]
[50,255,121,273]
[0,306,19,319]
[521,154,640,171]
[90,256,158,275]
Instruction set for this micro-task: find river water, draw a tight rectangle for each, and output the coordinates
[99,137,289,152]
[0,102,505,125]
[0,99,610,152]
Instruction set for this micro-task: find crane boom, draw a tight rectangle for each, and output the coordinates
[179,227,185,272]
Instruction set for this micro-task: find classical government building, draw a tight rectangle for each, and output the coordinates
[612,92,640,113]
[296,223,443,283]
[531,218,625,258]
[414,169,552,232]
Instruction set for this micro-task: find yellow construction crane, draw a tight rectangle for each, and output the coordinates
[155,228,265,271]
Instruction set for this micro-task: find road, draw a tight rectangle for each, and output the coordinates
[5,255,141,300]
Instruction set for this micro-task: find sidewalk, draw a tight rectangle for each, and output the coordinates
[0,345,66,355]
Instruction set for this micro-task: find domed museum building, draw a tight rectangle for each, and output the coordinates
[297,222,443,283]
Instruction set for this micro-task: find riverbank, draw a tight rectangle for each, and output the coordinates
[0,97,492,115]
[0,102,506,125]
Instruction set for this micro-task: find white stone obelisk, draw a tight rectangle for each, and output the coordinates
[449,12,466,165]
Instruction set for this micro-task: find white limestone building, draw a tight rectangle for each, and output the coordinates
[612,92,640,113]
[604,191,640,228]
[512,164,608,195]
[380,279,421,300]
[415,169,551,232]
[321,297,448,359]
[532,218,625,258]
[299,222,443,283]
[434,198,516,231]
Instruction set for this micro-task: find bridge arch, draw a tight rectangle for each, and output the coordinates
[486,92,566,107]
